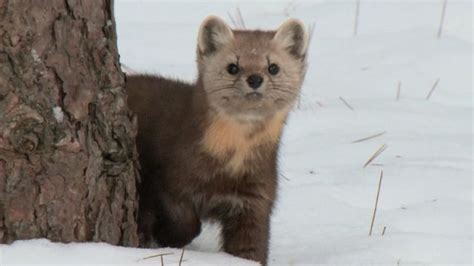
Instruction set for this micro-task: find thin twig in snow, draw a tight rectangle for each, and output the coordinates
[371,163,384,166]
[140,252,174,261]
[236,7,246,29]
[160,254,164,266]
[396,81,401,100]
[308,22,316,48]
[280,173,290,181]
[382,226,387,235]
[363,144,388,168]
[352,131,386,143]
[369,170,383,236]
[339,96,355,110]
[227,12,238,28]
[284,0,299,17]
[437,0,448,39]
[179,248,185,266]
[426,78,440,100]
[353,0,360,36]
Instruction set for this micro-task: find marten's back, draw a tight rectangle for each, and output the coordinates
[126,75,194,123]
[125,74,196,173]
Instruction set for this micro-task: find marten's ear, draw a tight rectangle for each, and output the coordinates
[198,15,234,56]
[273,18,309,58]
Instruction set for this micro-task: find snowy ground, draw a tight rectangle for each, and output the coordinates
[1,0,472,265]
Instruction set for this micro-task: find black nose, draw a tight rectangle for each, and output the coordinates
[246,74,263,89]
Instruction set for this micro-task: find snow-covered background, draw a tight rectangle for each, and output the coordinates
[1,0,472,265]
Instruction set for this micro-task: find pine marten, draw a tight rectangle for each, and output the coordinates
[126,15,309,265]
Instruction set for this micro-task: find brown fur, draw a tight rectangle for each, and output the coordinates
[127,16,308,265]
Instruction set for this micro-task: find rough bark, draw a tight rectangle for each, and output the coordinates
[0,0,139,246]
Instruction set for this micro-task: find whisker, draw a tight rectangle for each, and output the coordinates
[215,78,237,82]
[272,87,296,95]
[209,86,235,95]
[274,82,298,87]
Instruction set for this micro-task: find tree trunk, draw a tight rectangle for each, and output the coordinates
[0,0,139,246]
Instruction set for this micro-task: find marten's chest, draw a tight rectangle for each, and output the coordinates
[200,112,287,175]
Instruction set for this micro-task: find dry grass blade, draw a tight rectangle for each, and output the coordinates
[382,226,387,235]
[236,7,245,29]
[396,81,401,100]
[437,0,448,38]
[307,22,316,48]
[284,0,299,17]
[339,96,354,111]
[371,163,384,166]
[369,170,383,236]
[353,0,360,36]
[227,12,238,28]
[426,78,440,100]
[179,248,186,266]
[280,173,290,181]
[363,144,388,168]
[352,131,386,143]
[140,252,174,261]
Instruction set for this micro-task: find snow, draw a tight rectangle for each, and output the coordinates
[1,0,472,265]
[0,238,255,266]
[53,106,64,122]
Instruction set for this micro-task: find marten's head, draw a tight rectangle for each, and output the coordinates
[197,16,309,122]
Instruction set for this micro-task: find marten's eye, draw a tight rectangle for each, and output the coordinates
[227,63,240,75]
[268,63,280,75]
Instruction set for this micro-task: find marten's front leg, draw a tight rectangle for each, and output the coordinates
[153,192,201,247]
[221,205,271,265]
[139,189,201,248]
